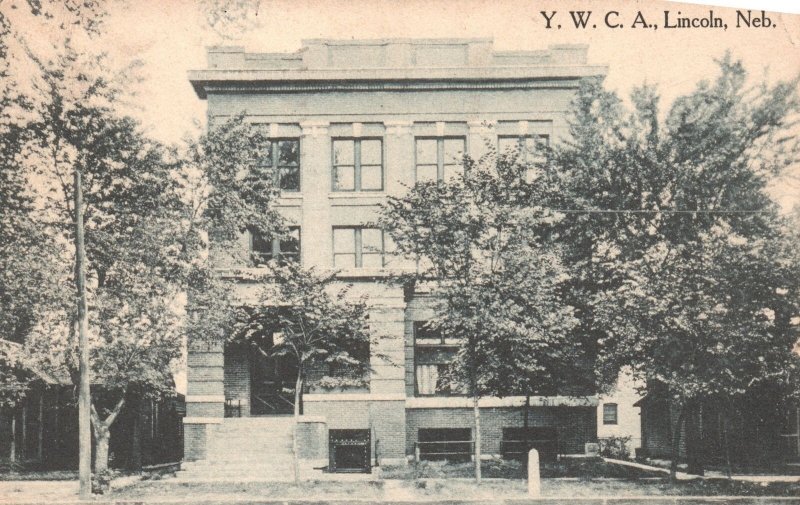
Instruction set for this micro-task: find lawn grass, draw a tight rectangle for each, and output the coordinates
[109,467,800,501]
[378,457,656,480]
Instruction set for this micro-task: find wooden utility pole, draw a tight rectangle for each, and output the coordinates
[74,169,92,498]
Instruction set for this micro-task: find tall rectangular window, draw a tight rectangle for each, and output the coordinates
[602,403,618,425]
[263,139,300,191]
[413,321,460,396]
[415,137,465,182]
[332,139,383,191]
[251,227,301,265]
[332,227,385,268]
[498,135,549,165]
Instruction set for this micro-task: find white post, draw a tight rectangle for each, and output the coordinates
[527,448,540,497]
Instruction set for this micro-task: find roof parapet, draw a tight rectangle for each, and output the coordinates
[205,39,591,71]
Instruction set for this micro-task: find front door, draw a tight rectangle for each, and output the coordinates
[249,335,298,416]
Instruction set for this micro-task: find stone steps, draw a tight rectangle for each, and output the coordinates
[178,416,299,483]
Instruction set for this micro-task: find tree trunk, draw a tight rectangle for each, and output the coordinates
[292,367,303,484]
[685,402,704,476]
[21,405,26,460]
[524,394,531,456]
[669,403,686,483]
[473,394,482,483]
[722,415,732,480]
[75,169,92,499]
[10,414,16,461]
[89,395,126,488]
[94,426,110,474]
[130,396,142,471]
[37,394,44,461]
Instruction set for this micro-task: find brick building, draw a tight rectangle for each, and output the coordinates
[185,38,607,471]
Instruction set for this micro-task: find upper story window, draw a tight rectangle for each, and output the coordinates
[602,403,618,425]
[263,139,300,192]
[252,227,301,265]
[332,139,383,191]
[333,227,385,268]
[415,137,466,182]
[498,135,549,165]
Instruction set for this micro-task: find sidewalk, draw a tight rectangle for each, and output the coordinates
[603,458,800,483]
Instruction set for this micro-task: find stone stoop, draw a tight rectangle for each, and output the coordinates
[177,416,313,482]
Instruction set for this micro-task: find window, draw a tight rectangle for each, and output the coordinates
[417,428,472,461]
[415,137,466,182]
[603,403,618,425]
[498,135,549,164]
[251,227,300,265]
[501,427,558,462]
[329,430,371,473]
[332,139,383,191]
[332,227,385,268]
[414,321,459,396]
[262,139,300,191]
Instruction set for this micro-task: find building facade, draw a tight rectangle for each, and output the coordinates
[185,38,607,470]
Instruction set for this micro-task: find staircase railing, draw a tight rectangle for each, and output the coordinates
[252,393,294,415]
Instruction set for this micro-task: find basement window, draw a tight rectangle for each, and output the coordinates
[416,428,472,462]
[329,429,371,473]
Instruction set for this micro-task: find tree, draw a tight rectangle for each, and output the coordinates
[1,1,284,489]
[233,261,372,483]
[15,37,193,485]
[548,57,800,480]
[380,149,594,482]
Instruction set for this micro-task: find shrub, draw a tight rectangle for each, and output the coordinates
[598,436,632,460]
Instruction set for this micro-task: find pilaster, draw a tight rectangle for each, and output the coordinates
[300,121,332,268]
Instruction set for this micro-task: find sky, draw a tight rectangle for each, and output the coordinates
[10,0,800,207]
[6,0,797,395]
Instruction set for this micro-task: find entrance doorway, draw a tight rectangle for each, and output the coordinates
[249,334,298,416]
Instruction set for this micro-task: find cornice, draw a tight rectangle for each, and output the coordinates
[194,79,585,99]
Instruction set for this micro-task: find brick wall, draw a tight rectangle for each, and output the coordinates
[224,345,251,416]
[304,400,370,429]
[370,401,406,463]
[304,398,406,462]
[406,406,596,457]
[183,424,208,461]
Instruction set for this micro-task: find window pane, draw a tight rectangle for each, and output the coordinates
[383,234,397,267]
[281,227,300,258]
[361,253,383,268]
[333,140,354,165]
[415,139,437,165]
[333,228,356,253]
[279,166,300,191]
[334,254,356,269]
[416,364,439,395]
[360,140,382,165]
[334,165,355,190]
[603,404,618,424]
[251,231,270,253]
[443,138,465,162]
[361,228,383,252]
[278,140,299,165]
[416,164,437,183]
[251,230,273,265]
[414,321,442,344]
[360,164,382,190]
